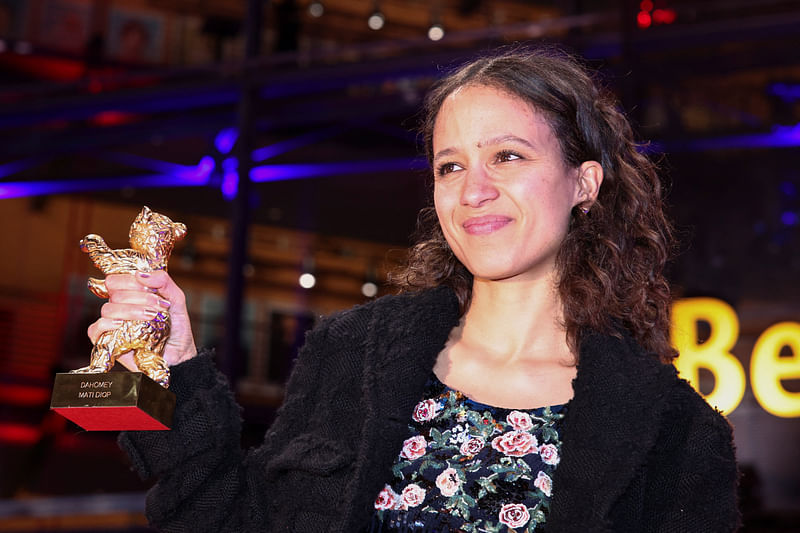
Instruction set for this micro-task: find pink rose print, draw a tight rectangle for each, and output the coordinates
[534,471,553,497]
[459,436,485,456]
[435,467,462,497]
[491,431,539,457]
[401,484,426,508]
[539,443,560,465]
[400,435,427,460]
[412,398,440,422]
[498,503,531,528]
[506,410,534,431]
[374,485,398,510]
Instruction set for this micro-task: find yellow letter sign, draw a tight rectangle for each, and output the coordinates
[751,322,800,417]
[671,298,746,415]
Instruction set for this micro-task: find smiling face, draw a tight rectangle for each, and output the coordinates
[433,84,598,284]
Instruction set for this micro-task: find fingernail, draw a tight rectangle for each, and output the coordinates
[158,298,171,308]
[137,271,151,278]
[112,319,125,326]
[143,308,158,319]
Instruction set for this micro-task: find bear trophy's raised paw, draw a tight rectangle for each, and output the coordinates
[71,207,186,388]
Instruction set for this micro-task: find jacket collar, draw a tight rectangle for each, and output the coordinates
[342,286,461,530]
[364,285,461,425]
[546,329,678,532]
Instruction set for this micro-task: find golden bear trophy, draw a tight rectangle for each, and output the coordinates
[50,207,185,431]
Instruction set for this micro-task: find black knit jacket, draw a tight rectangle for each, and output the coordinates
[119,286,740,532]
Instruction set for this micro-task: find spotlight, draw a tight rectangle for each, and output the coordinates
[299,256,316,289]
[368,12,385,30]
[427,23,444,41]
[361,281,378,298]
[308,1,324,18]
[299,273,316,289]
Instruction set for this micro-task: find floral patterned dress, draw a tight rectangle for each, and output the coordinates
[369,374,567,533]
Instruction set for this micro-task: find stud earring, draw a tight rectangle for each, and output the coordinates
[580,206,589,214]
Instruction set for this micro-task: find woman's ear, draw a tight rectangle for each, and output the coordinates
[574,160,603,212]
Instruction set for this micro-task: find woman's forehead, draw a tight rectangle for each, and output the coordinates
[433,86,555,146]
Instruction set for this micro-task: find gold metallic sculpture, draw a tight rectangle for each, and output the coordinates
[71,206,186,388]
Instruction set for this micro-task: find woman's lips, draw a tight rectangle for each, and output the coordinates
[462,215,513,235]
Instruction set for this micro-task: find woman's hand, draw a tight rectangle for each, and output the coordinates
[87,270,197,371]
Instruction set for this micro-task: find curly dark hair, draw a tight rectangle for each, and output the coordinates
[390,47,677,362]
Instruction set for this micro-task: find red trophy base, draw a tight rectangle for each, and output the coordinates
[51,372,175,431]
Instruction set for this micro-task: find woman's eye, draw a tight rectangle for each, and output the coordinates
[436,162,463,177]
[496,150,522,163]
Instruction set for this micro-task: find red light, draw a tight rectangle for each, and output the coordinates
[637,11,652,28]
[89,79,103,93]
[640,0,654,12]
[0,384,50,406]
[91,110,137,126]
[652,8,676,24]
[0,423,41,445]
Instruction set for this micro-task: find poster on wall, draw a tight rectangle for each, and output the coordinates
[0,0,28,40]
[38,0,90,53]
[107,7,164,63]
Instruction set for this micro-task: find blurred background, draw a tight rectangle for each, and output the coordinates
[1,0,799,531]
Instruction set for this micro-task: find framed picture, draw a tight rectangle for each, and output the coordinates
[107,7,164,63]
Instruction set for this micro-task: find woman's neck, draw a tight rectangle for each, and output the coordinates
[458,274,573,364]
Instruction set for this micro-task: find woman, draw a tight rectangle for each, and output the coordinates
[92,48,739,532]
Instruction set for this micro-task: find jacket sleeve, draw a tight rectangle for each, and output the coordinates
[643,382,741,533]
[117,315,333,532]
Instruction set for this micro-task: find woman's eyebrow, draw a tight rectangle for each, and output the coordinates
[477,134,537,150]
[433,147,458,164]
[434,135,536,163]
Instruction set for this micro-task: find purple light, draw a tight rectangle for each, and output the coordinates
[97,154,213,183]
[0,157,215,199]
[252,125,346,162]
[177,156,215,183]
[250,158,427,182]
[0,157,430,199]
[221,157,238,200]
[770,83,800,103]
[781,211,799,226]
[0,174,201,199]
[771,123,800,145]
[0,157,45,179]
[101,152,193,175]
[780,181,797,197]
[215,128,238,155]
[663,122,800,152]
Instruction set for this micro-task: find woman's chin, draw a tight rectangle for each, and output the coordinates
[466,261,558,285]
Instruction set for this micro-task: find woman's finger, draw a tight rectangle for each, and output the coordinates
[134,271,186,307]
[134,270,197,366]
[87,317,125,344]
[104,273,147,292]
[100,301,168,322]
[108,288,172,310]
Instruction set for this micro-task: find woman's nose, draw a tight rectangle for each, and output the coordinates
[460,167,499,207]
